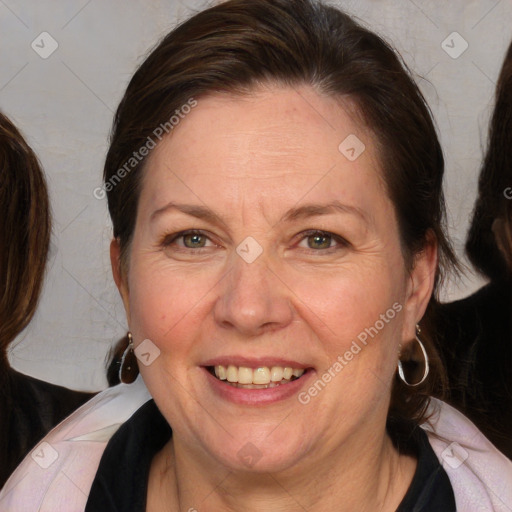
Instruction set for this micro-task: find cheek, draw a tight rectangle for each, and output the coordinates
[290,261,404,339]
[127,263,179,335]
[126,257,218,350]
[288,259,406,401]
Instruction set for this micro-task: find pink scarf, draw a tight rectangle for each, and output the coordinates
[0,377,510,511]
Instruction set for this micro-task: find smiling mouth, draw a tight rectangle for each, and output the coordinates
[207,365,308,389]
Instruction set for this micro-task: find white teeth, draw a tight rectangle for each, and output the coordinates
[226,365,238,383]
[238,367,253,384]
[215,365,227,380]
[270,366,284,382]
[212,365,305,386]
[253,367,270,384]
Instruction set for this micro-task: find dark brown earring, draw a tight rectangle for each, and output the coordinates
[119,332,139,384]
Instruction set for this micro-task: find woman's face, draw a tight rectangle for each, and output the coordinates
[114,86,435,473]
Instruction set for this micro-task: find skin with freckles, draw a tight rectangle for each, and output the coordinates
[111,85,437,512]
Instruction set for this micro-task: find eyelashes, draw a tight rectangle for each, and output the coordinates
[159,229,349,256]
[296,229,349,252]
[162,230,213,249]
[159,229,218,252]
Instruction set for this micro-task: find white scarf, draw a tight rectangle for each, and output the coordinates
[0,376,510,511]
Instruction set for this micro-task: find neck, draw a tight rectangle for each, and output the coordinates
[147,422,416,512]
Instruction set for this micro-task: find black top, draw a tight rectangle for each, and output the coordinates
[0,367,95,488]
[437,280,512,458]
[86,400,456,512]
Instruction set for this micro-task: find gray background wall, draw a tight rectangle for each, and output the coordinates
[1,0,510,391]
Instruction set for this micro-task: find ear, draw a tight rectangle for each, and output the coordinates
[110,238,130,322]
[401,231,437,342]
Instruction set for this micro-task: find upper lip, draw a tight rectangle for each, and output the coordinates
[201,356,311,369]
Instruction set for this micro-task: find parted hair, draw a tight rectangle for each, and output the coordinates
[0,112,50,363]
[103,0,457,425]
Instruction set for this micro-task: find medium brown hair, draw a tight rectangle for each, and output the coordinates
[104,0,456,425]
[466,40,512,278]
[0,112,51,363]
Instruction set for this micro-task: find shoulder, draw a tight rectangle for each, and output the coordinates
[1,369,95,488]
[422,397,512,512]
[8,369,95,430]
[16,371,95,404]
[0,376,151,512]
[86,400,171,510]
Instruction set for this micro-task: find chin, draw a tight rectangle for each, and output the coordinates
[205,427,311,474]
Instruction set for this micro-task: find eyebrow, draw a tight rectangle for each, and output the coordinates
[280,201,369,224]
[150,200,368,226]
[150,202,223,225]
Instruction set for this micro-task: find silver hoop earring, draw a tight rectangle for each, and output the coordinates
[397,324,429,387]
[119,332,139,384]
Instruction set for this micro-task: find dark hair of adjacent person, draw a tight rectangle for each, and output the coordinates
[0,111,94,488]
[0,112,50,359]
[437,40,512,458]
[466,40,512,279]
[103,0,458,430]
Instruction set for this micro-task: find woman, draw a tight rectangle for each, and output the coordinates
[438,40,512,459]
[0,112,94,488]
[2,0,511,510]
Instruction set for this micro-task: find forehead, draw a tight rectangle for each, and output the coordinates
[139,86,387,219]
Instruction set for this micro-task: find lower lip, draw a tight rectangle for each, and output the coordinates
[202,367,315,405]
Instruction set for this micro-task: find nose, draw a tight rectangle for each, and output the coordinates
[214,253,294,336]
